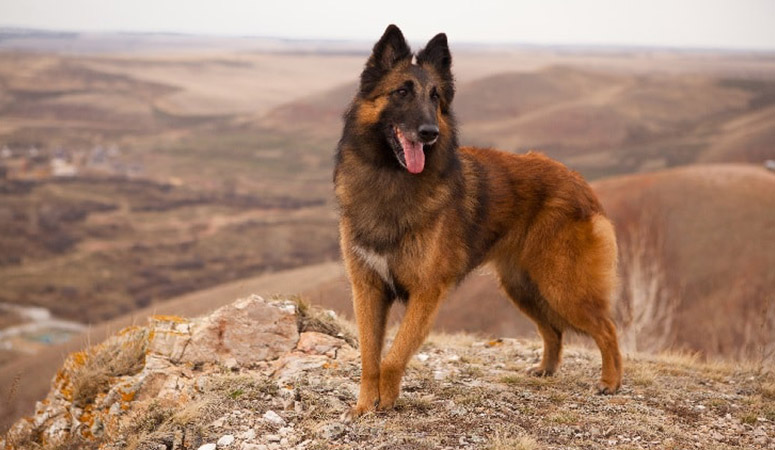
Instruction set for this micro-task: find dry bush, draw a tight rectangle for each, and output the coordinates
[291,295,357,347]
[615,205,680,354]
[71,328,148,407]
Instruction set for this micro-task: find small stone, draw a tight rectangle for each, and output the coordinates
[416,353,429,362]
[263,410,286,426]
[224,358,239,370]
[212,418,225,428]
[217,435,235,447]
[239,429,256,440]
[198,444,216,450]
[266,434,281,443]
[318,423,346,440]
[589,427,601,437]
[711,432,724,441]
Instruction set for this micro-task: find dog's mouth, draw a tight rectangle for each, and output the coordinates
[391,126,426,174]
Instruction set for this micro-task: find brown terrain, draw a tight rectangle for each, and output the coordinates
[1,30,774,432]
[3,295,774,450]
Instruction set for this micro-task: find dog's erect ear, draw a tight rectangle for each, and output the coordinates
[360,25,411,95]
[417,33,451,75]
[417,33,454,108]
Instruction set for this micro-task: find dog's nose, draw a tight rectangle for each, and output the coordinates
[418,124,439,143]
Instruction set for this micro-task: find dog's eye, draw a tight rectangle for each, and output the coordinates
[430,88,440,101]
[394,88,409,98]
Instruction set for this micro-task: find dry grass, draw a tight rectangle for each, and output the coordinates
[120,396,215,450]
[487,432,540,450]
[292,295,357,347]
[70,328,148,407]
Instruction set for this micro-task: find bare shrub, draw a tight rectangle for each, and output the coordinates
[615,206,680,354]
[290,295,357,347]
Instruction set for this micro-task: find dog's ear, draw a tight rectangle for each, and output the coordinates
[417,33,454,107]
[360,24,411,95]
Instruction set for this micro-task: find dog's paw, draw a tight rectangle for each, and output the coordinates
[596,381,620,395]
[527,365,555,377]
[341,396,380,423]
[377,398,397,411]
[341,404,372,423]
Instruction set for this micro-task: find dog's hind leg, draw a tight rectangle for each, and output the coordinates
[378,285,447,410]
[564,306,622,394]
[498,268,565,376]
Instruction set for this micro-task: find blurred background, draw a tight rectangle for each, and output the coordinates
[1,0,774,430]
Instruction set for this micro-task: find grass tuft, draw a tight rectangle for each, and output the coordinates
[290,295,357,347]
[488,432,540,450]
[71,328,148,407]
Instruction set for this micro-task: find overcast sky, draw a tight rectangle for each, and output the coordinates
[2,0,774,50]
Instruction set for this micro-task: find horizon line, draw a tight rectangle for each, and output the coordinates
[2,25,775,54]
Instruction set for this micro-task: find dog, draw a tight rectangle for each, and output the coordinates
[334,24,622,420]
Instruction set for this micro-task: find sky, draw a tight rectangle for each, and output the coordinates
[1,0,774,50]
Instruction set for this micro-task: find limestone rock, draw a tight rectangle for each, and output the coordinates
[182,295,299,367]
[296,331,344,356]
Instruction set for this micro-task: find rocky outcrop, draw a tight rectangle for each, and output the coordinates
[3,295,774,450]
[1,295,357,450]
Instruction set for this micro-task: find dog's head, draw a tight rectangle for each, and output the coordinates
[354,25,455,174]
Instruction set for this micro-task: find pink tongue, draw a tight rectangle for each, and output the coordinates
[401,135,425,174]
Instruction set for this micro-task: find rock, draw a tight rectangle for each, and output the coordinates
[239,429,257,440]
[273,353,329,381]
[217,434,235,447]
[198,444,216,450]
[296,332,344,356]
[182,295,299,366]
[263,410,286,426]
[224,357,239,370]
[266,434,282,443]
[147,316,192,362]
[416,353,430,362]
[317,422,346,440]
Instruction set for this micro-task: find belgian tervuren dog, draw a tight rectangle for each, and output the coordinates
[334,24,621,419]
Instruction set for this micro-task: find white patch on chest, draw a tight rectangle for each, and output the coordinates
[353,245,394,288]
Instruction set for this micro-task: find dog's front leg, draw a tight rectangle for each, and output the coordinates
[345,274,390,420]
[378,286,446,410]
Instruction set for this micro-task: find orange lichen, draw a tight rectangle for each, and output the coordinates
[117,325,142,336]
[150,314,189,324]
[486,339,504,347]
[120,389,136,403]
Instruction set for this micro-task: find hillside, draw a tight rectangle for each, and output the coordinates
[3,295,774,450]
